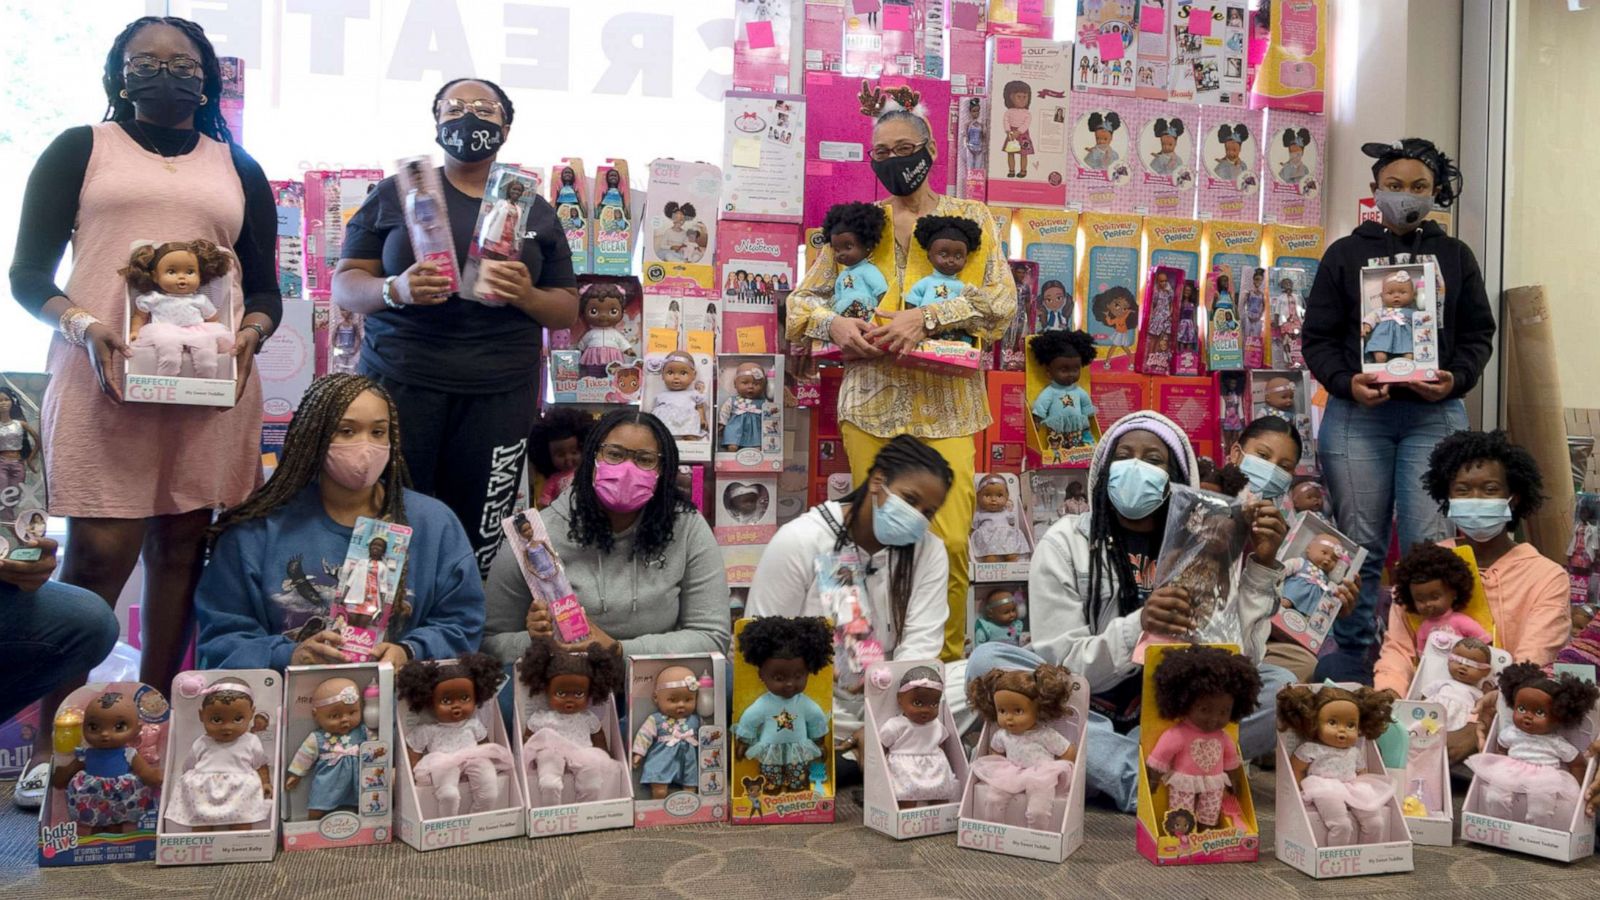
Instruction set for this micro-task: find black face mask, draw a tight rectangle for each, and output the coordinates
[124,71,204,128]
[436,114,504,163]
[871,144,934,196]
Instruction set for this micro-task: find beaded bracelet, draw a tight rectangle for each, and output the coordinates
[59,307,99,347]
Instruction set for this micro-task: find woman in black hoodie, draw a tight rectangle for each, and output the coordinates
[1302,138,1495,684]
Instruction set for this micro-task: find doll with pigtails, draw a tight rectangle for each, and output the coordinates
[1466,662,1600,828]
[519,637,629,806]
[1276,684,1399,846]
[397,653,514,818]
[1279,128,1314,185]
[1148,117,1186,177]
[1081,111,1122,171]
[965,661,1077,830]
[121,239,236,378]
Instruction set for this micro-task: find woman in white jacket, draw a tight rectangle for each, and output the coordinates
[747,436,953,766]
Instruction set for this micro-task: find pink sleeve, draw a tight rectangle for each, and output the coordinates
[1454,613,1491,643]
[1508,569,1573,668]
[1373,604,1419,695]
[1146,724,1185,771]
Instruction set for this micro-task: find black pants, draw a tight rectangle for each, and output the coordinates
[373,375,535,576]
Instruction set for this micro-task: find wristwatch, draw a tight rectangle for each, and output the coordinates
[922,306,937,335]
[241,322,269,354]
[382,275,403,310]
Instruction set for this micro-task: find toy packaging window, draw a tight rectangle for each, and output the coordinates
[968,583,1030,656]
[550,159,590,276]
[513,646,635,838]
[997,260,1039,371]
[1135,265,1187,376]
[462,164,545,304]
[548,276,645,405]
[1024,469,1089,532]
[0,373,48,564]
[715,473,780,545]
[627,654,729,827]
[956,96,990,201]
[861,659,968,840]
[1266,265,1308,369]
[393,156,461,296]
[590,160,635,276]
[1248,368,1314,469]
[730,616,835,824]
[1359,262,1440,384]
[122,239,239,408]
[1269,513,1364,654]
[643,349,716,464]
[715,354,784,473]
[281,663,394,852]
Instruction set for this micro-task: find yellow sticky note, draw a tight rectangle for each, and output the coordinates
[686,330,715,355]
[732,138,762,169]
[736,325,768,353]
[647,328,678,354]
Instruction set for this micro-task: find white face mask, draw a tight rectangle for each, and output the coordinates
[1448,498,1513,542]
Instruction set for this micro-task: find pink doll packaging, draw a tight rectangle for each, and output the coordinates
[591,160,636,277]
[716,220,800,354]
[270,180,305,299]
[715,474,780,547]
[0,372,48,564]
[947,25,989,97]
[1269,513,1364,654]
[550,159,591,277]
[1265,264,1308,369]
[1359,262,1440,385]
[302,169,384,296]
[548,276,644,405]
[987,0,1055,37]
[38,681,170,867]
[643,350,715,464]
[841,0,924,78]
[1066,92,1137,213]
[1069,0,1137,96]
[642,159,721,298]
[1238,264,1271,369]
[996,260,1039,371]
[970,472,1035,583]
[1153,375,1219,460]
[627,654,730,827]
[735,0,796,92]
[800,73,951,228]
[121,239,238,408]
[1262,110,1324,226]
[967,583,1031,654]
[677,463,709,517]
[394,655,524,851]
[393,156,460,295]
[323,303,363,377]
[500,508,591,645]
[723,92,806,223]
[986,38,1072,209]
[1169,0,1248,105]
[157,670,282,865]
[715,354,784,474]
[1135,265,1186,376]
[862,659,969,840]
[257,298,313,442]
[955,96,990,201]
[329,517,412,663]
[1197,108,1264,221]
[1129,100,1199,218]
[280,662,394,852]
[1216,370,1247,449]
[462,163,545,304]
[1024,469,1090,533]
[1390,699,1453,847]
[1133,0,1172,100]
[802,0,846,76]
[1570,493,1600,605]
[1250,0,1326,113]
[1250,368,1314,470]
[1400,636,1511,845]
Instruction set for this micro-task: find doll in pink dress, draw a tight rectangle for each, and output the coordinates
[878,666,960,808]
[397,653,514,818]
[575,284,633,375]
[1146,646,1261,831]
[121,239,236,378]
[1000,80,1035,178]
[1277,684,1398,845]
[519,637,628,806]
[1393,543,1490,656]
[965,661,1077,830]
[1466,662,1599,828]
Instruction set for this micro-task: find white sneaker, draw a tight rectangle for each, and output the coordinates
[13,762,48,810]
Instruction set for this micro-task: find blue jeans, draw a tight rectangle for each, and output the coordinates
[1316,396,1467,664]
[0,580,120,724]
[1083,663,1295,813]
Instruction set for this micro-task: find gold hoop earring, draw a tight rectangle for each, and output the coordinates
[119,89,129,99]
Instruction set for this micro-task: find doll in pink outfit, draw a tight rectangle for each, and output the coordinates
[1146,646,1262,831]
[966,661,1077,830]
[121,239,236,378]
[519,638,629,806]
[1393,543,1490,656]
[397,654,514,818]
[1277,684,1398,845]
[999,80,1035,178]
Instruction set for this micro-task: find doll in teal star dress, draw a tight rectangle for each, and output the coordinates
[734,617,833,795]
[904,216,984,346]
[821,202,888,320]
[1029,329,1098,457]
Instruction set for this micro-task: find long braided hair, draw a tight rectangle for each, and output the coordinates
[102,16,232,143]
[1084,442,1187,632]
[833,435,954,640]
[566,409,692,561]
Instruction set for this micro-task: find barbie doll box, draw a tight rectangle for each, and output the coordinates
[862,659,969,840]
[156,670,282,865]
[730,617,836,825]
[1136,644,1260,866]
[122,239,239,408]
[396,663,524,851]
[512,659,633,839]
[956,672,1088,862]
[626,653,729,828]
[969,472,1034,582]
[0,372,47,563]
[1359,262,1440,385]
[1269,513,1365,654]
[1388,699,1454,847]
[38,682,171,867]
[280,662,394,852]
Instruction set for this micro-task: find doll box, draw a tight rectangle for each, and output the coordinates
[38,682,171,867]
[548,275,645,405]
[715,474,780,545]
[122,240,238,408]
[983,371,1028,474]
[642,347,715,464]
[729,617,835,825]
[894,340,984,375]
[395,664,524,852]
[1388,700,1453,847]
[1359,262,1441,385]
[1022,334,1098,470]
[1269,513,1366,654]
[512,661,632,839]
[969,472,1034,583]
[281,663,395,852]
[967,584,1030,656]
[1404,620,1510,705]
[626,654,729,828]
[861,659,969,840]
[956,673,1089,863]
[641,158,721,298]
[156,670,282,865]
[714,354,785,474]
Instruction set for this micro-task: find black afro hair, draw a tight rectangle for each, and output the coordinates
[821,202,887,255]
[912,215,983,253]
[737,616,834,673]
[1152,645,1262,722]
[1030,329,1096,368]
[1090,285,1137,327]
[1392,543,1476,613]
[396,652,504,714]
[1423,429,1546,527]
[517,636,626,698]
[1496,662,1600,729]
[528,407,595,478]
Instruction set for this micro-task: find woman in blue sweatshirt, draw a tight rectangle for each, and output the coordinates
[196,373,485,670]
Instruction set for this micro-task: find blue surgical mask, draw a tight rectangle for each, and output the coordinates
[872,486,929,546]
[1106,459,1170,520]
[1448,498,1513,542]
[1238,453,1292,500]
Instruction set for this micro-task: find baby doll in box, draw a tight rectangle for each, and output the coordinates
[1277,684,1399,846]
[51,688,164,835]
[519,638,629,806]
[121,239,235,378]
[1146,646,1261,833]
[285,677,369,820]
[877,666,960,808]
[965,660,1077,830]
[1467,663,1599,829]
[166,675,270,832]
[398,653,514,818]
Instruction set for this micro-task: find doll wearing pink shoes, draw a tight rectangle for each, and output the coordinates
[398,654,514,818]
[519,637,629,805]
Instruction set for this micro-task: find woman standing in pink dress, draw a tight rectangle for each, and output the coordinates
[7,16,280,803]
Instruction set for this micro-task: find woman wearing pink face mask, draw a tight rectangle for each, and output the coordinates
[195,373,486,671]
[481,409,730,665]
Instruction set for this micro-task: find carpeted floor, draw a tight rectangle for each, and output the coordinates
[3,774,1598,899]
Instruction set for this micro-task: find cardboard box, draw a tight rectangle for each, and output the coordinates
[1024,335,1098,469]
[1262,110,1325,227]
[1134,265,1187,376]
[730,617,835,824]
[1359,262,1441,385]
[591,160,636,276]
[1079,212,1143,370]
[1066,92,1138,213]
[970,472,1034,583]
[1389,699,1453,846]
[549,159,591,276]
[967,583,1030,655]
[1269,513,1365,654]
[715,473,780,546]
[714,354,784,474]
[1087,369,1149,432]
[735,0,795,91]
[801,73,952,229]
[303,169,384,296]
[122,240,238,408]
[996,260,1038,371]
[984,371,1029,474]
[722,92,806,223]
[280,663,394,852]
[717,220,799,354]
[626,654,729,827]
[548,276,645,405]
[511,658,634,839]
[642,347,715,464]
[270,180,305,299]
[1197,108,1264,222]
[258,298,314,428]
[986,38,1072,209]
[1015,209,1078,331]
[861,659,968,840]
[1153,375,1220,462]
[1129,101,1200,218]
[641,159,722,297]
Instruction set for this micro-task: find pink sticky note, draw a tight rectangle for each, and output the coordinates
[1187,6,1214,36]
[1140,5,1166,33]
[951,3,981,29]
[995,36,1023,65]
[806,160,835,177]
[1017,0,1044,25]
[1098,32,1125,61]
[745,19,775,49]
[883,4,910,30]
[853,0,879,14]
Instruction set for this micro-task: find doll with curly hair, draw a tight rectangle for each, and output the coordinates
[965,661,1078,829]
[1393,543,1488,655]
[1277,684,1398,845]
[733,616,833,795]
[904,216,984,346]
[120,239,235,378]
[821,202,888,321]
[518,637,628,805]
[1146,646,1261,830]
[1029,329,1099,454]
[397,652,513,817]
[1466,662,1600,827]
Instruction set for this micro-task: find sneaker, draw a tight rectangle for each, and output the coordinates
[13,762,48,810]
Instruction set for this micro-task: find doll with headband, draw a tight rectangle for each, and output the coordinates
[1147,646,1261,831]
[1393,543,1489,656]
[398,653,513,817]
[51,689,163,835]
[1362,271,1419,364]
[1279,128,1313,184]
[167,675,270,831]
[1467,662,1600,827]
[575,284,634,376]
[734,617,833,795]
[878,666,960,807]
[649,351,708,439]
[121,239,236,379]
[904,217,983,347]
[1148,117,1186,177]
[1277,685,1398,845]
[1279,535,1345,617]
[966,661,1077,830]
[971,475,1029,564]
[719,362,771,452]
[1081,111,1122,171]
[1030,330,1098,455]
[520,638,628,806]
[1420,636,1493,732]
[630,666,702,800]
[285,677,368,820]
[974,588,1025,646]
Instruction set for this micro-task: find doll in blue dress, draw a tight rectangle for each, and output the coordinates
[285,677,369,820]
[630,666,703,799]
[1147,116,1186,177]
[1029,329,1098,458]
[1363,270,1418,363]
[905,216,984,346]
[1279,535,1344,617]
[1278,127,1313,185]
[719,362,771,452]
[554,165,586,230]
[597,167,627,227]
[734,616,833,795]
[1081,110,1122,171]
[821,202,888,320]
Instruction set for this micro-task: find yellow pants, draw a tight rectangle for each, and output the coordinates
[840,422,975,662]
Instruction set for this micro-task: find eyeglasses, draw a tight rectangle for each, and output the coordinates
[868,140,928,162]
[438,98,505,121]
[125,55,202,80]
[597,443,661,471]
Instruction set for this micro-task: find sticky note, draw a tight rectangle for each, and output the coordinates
[732,138,762,169]
[1097,32,1125,61]
[1017,0,1044,25]
[745,19,775,49]
[883,4,910,30]
[1187,6,1214,36]
[647,329,677,355]
[995,36,1023,65]
[806,160,835,177]
[951,3,981,29]
[852,0,878,13]
[1140,5,1165,33]
[736,326,768,353]
[687,330,716,355]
